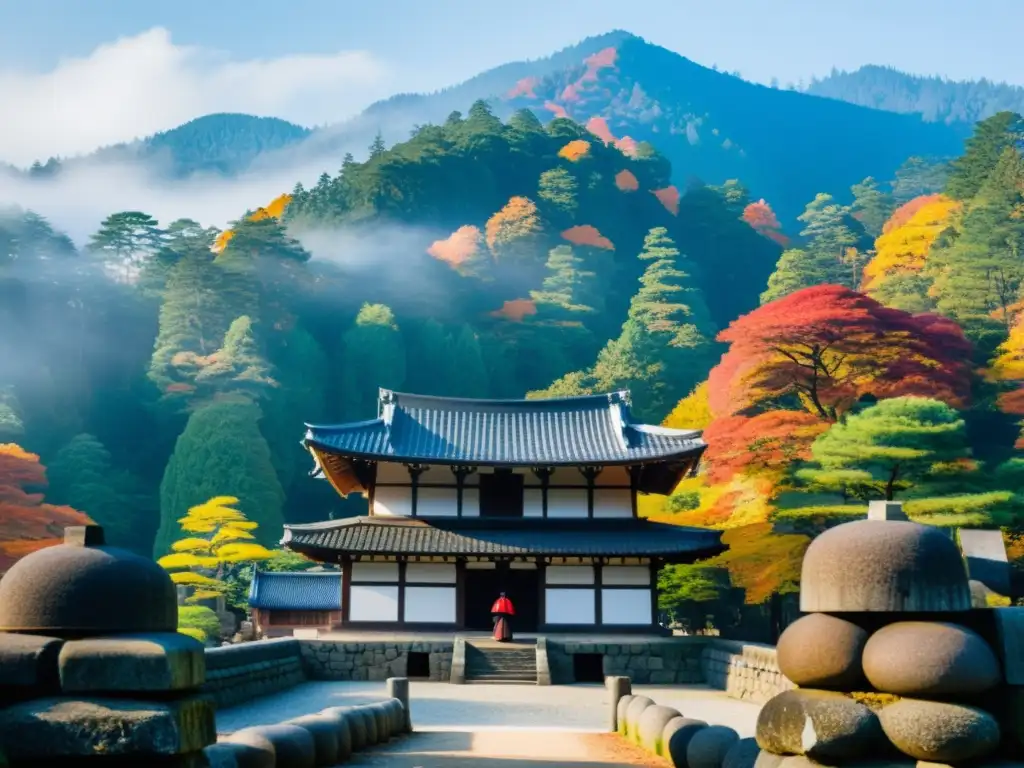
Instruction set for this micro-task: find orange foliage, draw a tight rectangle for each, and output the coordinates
[706,523,810,604]
[558,140,592,162]
[586,116,616,144]
[583,47,618,76]
[544,101,568,119]
[615,169,640,192]
[0,444,91,573]
[862,195,960,293]
[427,225,483,267]
[882,193,945,234]
[506,77,538,99]
[560,83,582,102]
[485,197,541,252]
[615,136,639,157]
[703,411,828,484]
[653,186,680,216]
[490,299,537,322]
[214,193,293,253]
[561,225,614,250]
[742,200,789,247]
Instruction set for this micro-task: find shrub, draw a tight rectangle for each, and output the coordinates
[178,605,221,644]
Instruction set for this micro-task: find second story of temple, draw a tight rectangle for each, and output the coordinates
[302,388,707,520]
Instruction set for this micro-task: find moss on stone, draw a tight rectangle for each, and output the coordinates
[848,691,901,710]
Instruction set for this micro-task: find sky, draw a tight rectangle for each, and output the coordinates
[0,0,1021,165]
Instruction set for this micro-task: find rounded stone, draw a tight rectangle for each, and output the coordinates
[753,752,785,768]
[800,520,971,613]
[315,708,353,759]
[286,714,339,766]
[688,725,740,768]
[776,613,868,689]
[369,702,391,741]
[0,525,177,636]
[624,696,655,740]
[637,705,682,754]
[755,689,885,762]
[355,706,378,745]
[723,738,761,768]
[616,695,636,736]
[879,698,1000,762]
[664,718,708,767]
[229,725,315,768]
[211,738,275,768]
[321,706,363,751]
[862,621,1001,697]
[383,699,404,735]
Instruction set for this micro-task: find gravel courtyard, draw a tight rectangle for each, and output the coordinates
[215,679,761,736]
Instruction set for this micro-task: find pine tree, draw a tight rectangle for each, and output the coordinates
[946,112,1024,201]
[851,176,895,238]
[155,401,284,557]
[338,304,407,420]
[88,211,165,281]
[537,168,579,222]
[369,131,386,159]
[448,325,489,398]
[190,316,277,402]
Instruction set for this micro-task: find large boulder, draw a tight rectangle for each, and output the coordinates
[755,689,885,762]
[663,717,707,767]
[637,705,681,754]
[722,738,761,768]
[321,706,364,751]
[776,614,868,689]
[228,725,315,768]
[800,520,971,613]
[0,695,215,760]
[624,696,655,741]
[687,725,739,768]
[862,621,1001,697]
[59,632,205,693]
[878,698,1000,762]
[286,714,340,766]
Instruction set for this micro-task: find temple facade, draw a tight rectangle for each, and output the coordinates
[279,389,724,634]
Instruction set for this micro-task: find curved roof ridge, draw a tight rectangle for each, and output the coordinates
[381,388,630,408]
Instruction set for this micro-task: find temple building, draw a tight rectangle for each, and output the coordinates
[276,389,724,634]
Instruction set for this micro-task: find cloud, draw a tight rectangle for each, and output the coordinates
[0,27,392,166]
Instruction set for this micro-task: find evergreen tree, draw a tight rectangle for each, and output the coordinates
[537,168,579,222]
[946,112,1024,201]
[892,156,951,204]
[404,319,455,396]
[760,248,830,304]
[189,316,277,402]
[369,131,386,159]
[448,325,489,398]
[851,176,895,238]
[88,211,165,281]
[155,401,284,556]
[338,304,407,419]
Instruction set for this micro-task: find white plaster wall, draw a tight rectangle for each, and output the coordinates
[416,487,458,517]
[405,563,456,583]
[546,467,588,486]
[417,464,455,483]
[546,565,595,585]
[595,465,630,486]
[349,585,399,622]
[466,561,496,570]
[510,561,537,570]
[547,488,588,518]
[352,562,399,582]
[375,462,409,483]
[404,587,456,623]
[546,589,595,624]
[592,488,633,518]
[601,589,652,625]
[373,486,412,517]
[462,487,480,517]
[602,566,651,586]
[524,489,544,518]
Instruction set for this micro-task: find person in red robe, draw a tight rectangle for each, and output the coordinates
[491,592,515,642]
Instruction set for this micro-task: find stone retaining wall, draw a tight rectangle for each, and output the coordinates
[700,639,794,703]
[203,638,306,709]
[300,640,454,682]
[546,638,708,685]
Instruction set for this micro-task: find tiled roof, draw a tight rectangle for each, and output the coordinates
[283,516,724,561]
[248,571,342,611]
[304,389,705,466]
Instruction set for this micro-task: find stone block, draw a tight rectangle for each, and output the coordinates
[879,698,1000,763]
[616,695,635,737]
[722,738,761,768]
[776,614,867,690]
[229,724,314,768]
[863,621,1001,697]
[369,702,392,741]
[59,632,205,693]
[206,741,275,768]
[286,714,339,766]
[688,724,738,768]
[755,689,884,762]
[0,694,215,759]
[0,632,63,696]
[638,705,681,754]
[649,657,664,671]
[994,607,1024,685]
[355,706,378,745]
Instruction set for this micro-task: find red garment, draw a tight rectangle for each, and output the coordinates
[493,615,512,642]
[491,595,515,615]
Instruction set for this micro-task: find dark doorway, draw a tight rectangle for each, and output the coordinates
[479,470,524,518]
[462,563,540,632]
[573,653,604,683]
[407,651,430,678]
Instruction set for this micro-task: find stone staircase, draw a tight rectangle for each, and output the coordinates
[464,639,538,684]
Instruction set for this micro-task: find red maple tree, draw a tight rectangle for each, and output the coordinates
[742,199,789,247]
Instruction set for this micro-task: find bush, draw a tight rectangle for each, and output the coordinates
[178,605,221,644]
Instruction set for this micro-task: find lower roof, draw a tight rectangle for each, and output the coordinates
[282,516,724,562]
[249,571,342,611]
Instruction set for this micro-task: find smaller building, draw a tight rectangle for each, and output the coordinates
[249,571,343,637]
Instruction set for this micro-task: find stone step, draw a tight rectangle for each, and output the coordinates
[466,679,538,685]
[467,674,537,682]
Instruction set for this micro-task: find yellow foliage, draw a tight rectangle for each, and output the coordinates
[169,571,222,587]
[215,542,275,562]
[558,140,591,162]
[212,195,292,253]
[178,627,206,642]
[485,197,541,252]
[212,527,255,544]
[663,382,712,430]
[988,318,1024,383]
[158,552,218,569]
[171,537,213,553]
[187,589,223,602]
[702,522,810,604]
[862,196,960,293]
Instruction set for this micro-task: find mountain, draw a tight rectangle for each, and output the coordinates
[806,65,1024,126]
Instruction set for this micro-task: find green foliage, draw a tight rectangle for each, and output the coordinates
[177,605,221,645]
[88,211,164,280]
[797,397,971,501]
[851,176,895,238]
[891,156,952,204]
[338,304,406,420]
[946,112,1024,200]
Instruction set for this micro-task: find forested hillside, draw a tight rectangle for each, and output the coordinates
[807,65,1024,126]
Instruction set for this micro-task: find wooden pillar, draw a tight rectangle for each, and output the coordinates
[408,464,427,516]
[538,559,547,629]
[532,467,553,517]
[649,559,659,629]
[581,466,602,517]
[455,559,466,630]
[397,559,407,624]
[341,559,352,624]
[594,559,603,626]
